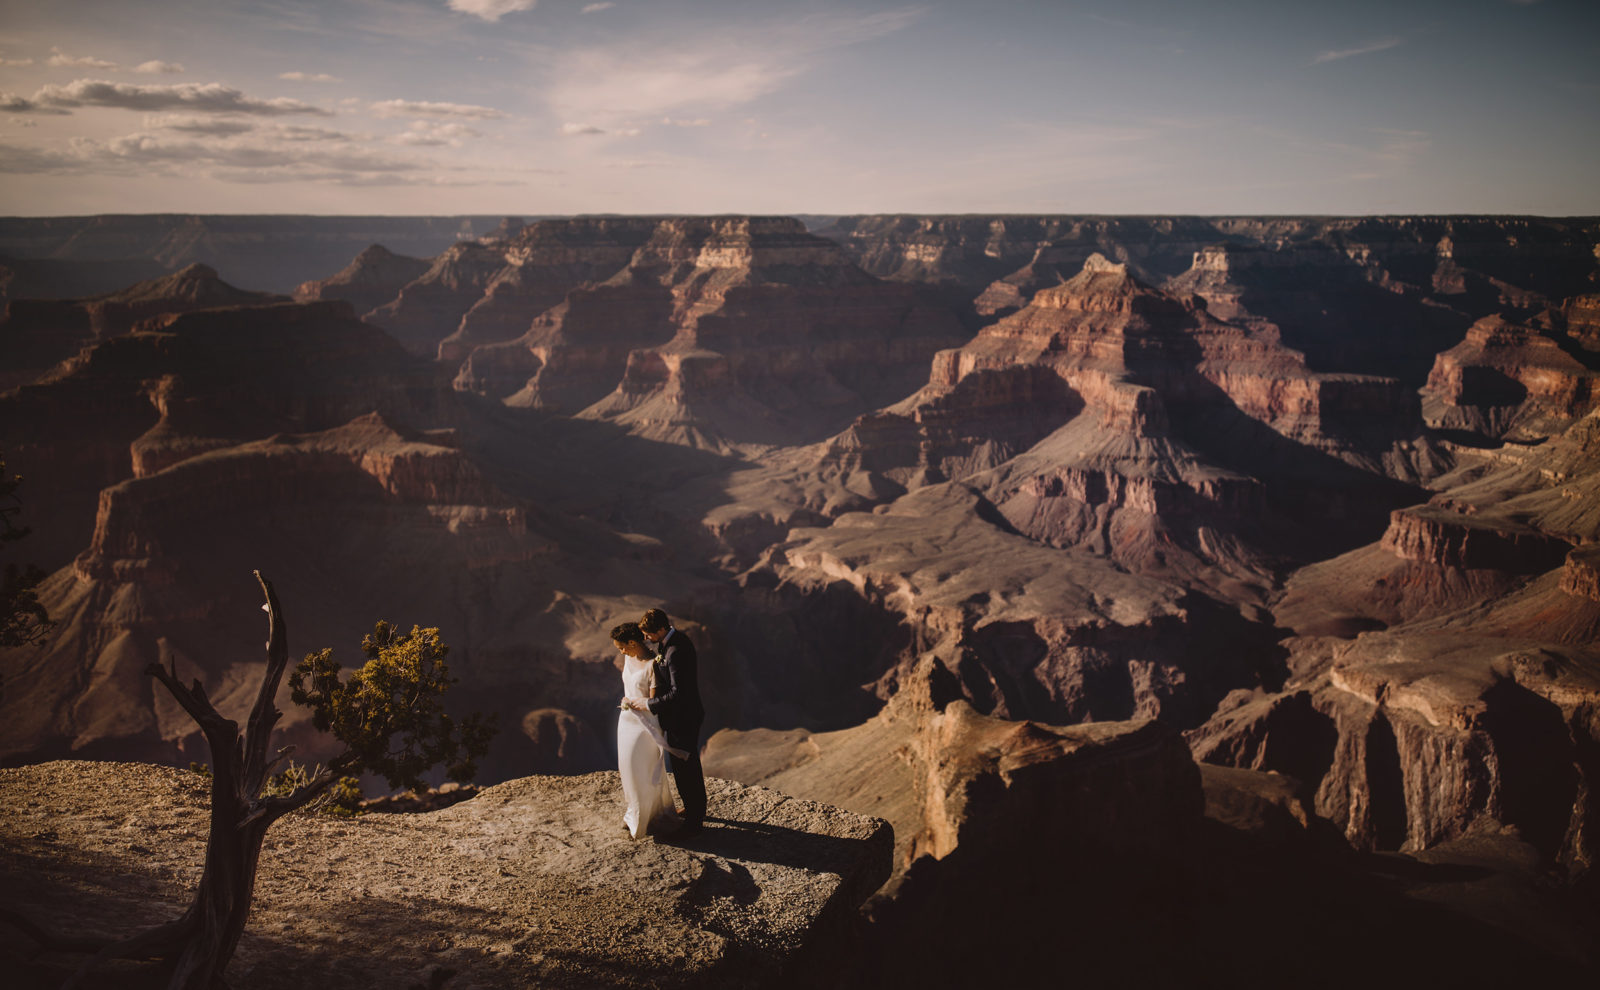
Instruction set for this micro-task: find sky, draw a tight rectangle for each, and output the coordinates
[0,0,1596,216]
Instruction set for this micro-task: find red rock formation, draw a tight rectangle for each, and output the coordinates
[0,300,443,569]
[1562,294,1600,353]
[1,413,554,770]
[438,218,660,364]
[1381,503,1573,573]
[1422,313,1600,440]
[452,217,970,448]
[293,244,431,319]
[0,264,285,388]
[364,240,510,357]
[1562,545,1600,602]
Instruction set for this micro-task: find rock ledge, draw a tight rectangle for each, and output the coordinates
[0,761,891,989]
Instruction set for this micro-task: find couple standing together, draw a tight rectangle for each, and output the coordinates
[612,608,706,840]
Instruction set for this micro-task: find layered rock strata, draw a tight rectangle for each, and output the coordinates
[780,254,1436,598]
[1422,313,1600,441]
[0,264,284,389]
[292,244,430,319]
[0,415,547,768]
[0,300,444,568]
[364,240,510,357]
[455,217,968,450]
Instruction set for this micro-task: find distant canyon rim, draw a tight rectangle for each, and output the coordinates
[1,212,1597,982]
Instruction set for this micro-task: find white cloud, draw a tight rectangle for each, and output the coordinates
[581,2,615,12]
[0,141,93,174]
[10,79,332,116]
[371,98,506,119]
[47,48,118,70]
[662,116,711,127]
[1312,37,1402,64]
[0,58,34,67]
[0,92,71,115]
[547,7,925,125]
[134,61,185,75]
[447,0,537,22]
[280,71,343,83]
[396,120,481,146]
[95,131,422,174]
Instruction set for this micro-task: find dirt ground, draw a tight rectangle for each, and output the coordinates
[0,761,891,989]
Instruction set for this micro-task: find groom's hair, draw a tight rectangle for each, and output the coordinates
[639,608,670,635]
[610,621,646,647]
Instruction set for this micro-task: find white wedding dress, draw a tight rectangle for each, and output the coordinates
[618,655,675,839]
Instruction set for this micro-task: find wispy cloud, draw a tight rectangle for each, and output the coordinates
[546,7,925,125]
[371,98,506,119]
[662,116,711,127]
[561,121,637,137]
[143,113,256,136]
[395,120,482,146]
[1312,37,1402,64]
[280,71,343,83]
[447,0,537,22]
[581,2,615,12]
[1,79,331,116]
[47,48,118,70]
[134,61,185,75]
[0,124,429,185]
[0,58,34,67]
[0,92,71,115]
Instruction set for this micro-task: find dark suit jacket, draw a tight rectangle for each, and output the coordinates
[647,627,704,737]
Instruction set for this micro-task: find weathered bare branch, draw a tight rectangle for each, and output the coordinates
[242,571,288,789]
[144,662,226,733]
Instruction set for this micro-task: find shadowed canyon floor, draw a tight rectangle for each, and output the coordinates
[3,213,1600,985]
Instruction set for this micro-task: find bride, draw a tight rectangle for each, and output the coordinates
[611,622,686,839]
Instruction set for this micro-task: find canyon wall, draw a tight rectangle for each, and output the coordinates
[3,214,1598,923]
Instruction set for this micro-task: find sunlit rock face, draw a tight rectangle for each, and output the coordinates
[451,216,967,451]
[1192,403,1600,885]
[1422,313,1600,441]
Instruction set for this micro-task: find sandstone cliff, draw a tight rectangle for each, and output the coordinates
[1422,312,1600,441]
[1192,405,1600,885]
[0,300,445,569]
[445,217,969,451]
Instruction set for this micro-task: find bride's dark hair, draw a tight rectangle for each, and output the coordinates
[610,621,646,647]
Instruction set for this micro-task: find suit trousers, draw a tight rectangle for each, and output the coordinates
[664,723,706,825]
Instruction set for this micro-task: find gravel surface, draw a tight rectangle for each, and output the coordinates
[0,761,892,989]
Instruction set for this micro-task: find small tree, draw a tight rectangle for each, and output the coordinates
[8,572,494,989]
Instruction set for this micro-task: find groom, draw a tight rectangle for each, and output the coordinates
[639,607,706,834]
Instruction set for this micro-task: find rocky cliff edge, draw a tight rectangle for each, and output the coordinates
[0,762,891,989]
